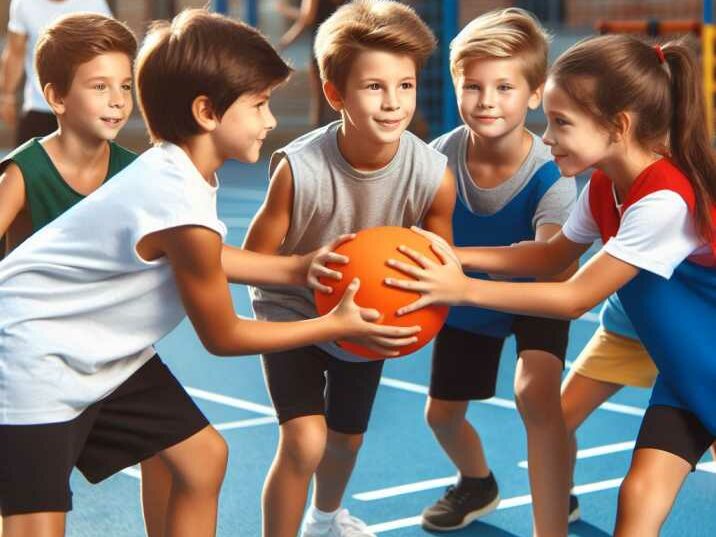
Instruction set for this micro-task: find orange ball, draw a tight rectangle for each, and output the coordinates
[314,226,448,359]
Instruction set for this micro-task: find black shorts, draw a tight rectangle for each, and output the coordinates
[16,110,57,145]
[635,405,715,469]
[0,355,209,516]
[262,345,384,434]
[430,316,570,401]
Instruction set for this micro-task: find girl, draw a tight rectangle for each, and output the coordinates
[385,34,716,536]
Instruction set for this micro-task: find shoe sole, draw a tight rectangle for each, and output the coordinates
[420,494,501,532]
[568,506,581,524]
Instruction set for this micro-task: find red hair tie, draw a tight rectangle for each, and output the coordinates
[654,44,666,64]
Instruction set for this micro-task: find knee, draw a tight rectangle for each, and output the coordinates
[425,399,465,433]
[278,419,327,475]
[325,432,363,460]
[176,430,228,494]
[514,376,559,426]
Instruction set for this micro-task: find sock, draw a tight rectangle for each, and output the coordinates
[307,505,341,523]
[458,471,494,489]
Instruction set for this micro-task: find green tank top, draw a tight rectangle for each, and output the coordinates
[0,138,137,232]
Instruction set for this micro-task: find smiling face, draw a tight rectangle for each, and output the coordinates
[211,88,277,163]
[328,49,417,146]
[54,52,134,141]
[541,77,614,177]
[455,56,541,141]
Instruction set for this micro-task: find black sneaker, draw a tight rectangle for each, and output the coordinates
[568,494,580,523]
[421,473,500,531]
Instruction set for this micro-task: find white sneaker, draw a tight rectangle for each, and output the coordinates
[300,508,376,537]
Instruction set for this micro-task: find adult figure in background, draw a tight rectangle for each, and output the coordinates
[0,0,111,145]
[277,0,343,127]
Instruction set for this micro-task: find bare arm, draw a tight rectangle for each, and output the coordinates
[150,225,421,357]
[0,163,26,238]
[421,167,455,243]
[278,0,319,49]
[533,223,579,282]
[0,32,27,126]
[386,242,638,320]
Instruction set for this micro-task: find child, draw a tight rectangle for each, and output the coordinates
[386,35,716,536]
[0,13,136,254]
[418,9,577,533]
[0,10,419,537]
[244,1,455,535]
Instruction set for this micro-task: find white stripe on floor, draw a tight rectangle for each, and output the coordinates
[214,416,278,431]
[186,386,276,416]
[365,477,624,533]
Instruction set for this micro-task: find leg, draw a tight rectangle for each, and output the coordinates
[514,350,569,537]
[561,371,622,486]
[425,397,490,478]
[262,415,327,537]
[140,455,174,537]
[313,429,364,512]
[157,425,228,537]
[3,513,65,537]
[614,448,690,536]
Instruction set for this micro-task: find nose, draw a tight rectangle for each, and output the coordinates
[109,86,126,109]
[264,105,277,131]
[541,125,554,146]
[477,87,495,109]
[382,88,400,111]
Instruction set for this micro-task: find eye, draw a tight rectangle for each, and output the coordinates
[497,84,513,91]
[121,83,133,92]
[367,83,381,90]
[554,117,569,126]
[400,81,414,90]
[255,101,267,109]
[463,83,479,91]
[94,83,107,91]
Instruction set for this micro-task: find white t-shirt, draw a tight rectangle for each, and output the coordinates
[0,143,227,425]
[563,183,704,279]
[8,0,112,113]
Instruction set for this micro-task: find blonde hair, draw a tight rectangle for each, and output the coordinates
[450,8,550,89]
[314,0,436,91]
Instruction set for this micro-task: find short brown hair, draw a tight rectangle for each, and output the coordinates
[35,13,137,97]
[314,0,436,92]
[450,8,550,90]
[136,9,291,145]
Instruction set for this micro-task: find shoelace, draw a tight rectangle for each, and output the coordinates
[442,484,472,506]
[334,508,375,537]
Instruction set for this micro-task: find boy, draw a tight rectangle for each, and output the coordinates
[419,9,577,535]
[0,10,418,537]
[244,2,455,536]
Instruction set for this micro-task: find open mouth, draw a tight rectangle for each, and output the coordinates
[101,117,124,126]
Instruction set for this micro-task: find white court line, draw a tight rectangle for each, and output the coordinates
[519,441,635,468]
[365,477,624,533]
[185,386,276,416]
[696,461,716,473]
[380,377,645,416]
[214,416,278,431]
[354,476,457,501]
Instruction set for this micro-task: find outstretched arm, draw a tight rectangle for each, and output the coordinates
[386,240,638,320]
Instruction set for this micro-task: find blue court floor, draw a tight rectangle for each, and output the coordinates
[63,159,715,536]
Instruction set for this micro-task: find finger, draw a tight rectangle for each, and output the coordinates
[340,277,360,302]
[360,343,401,358]
[396,297,432,316]
[330,233,356,249]
[384,277,424,292]
[385,258,422,278]
[430,241,459,266]
[372,324,422,337]
[324,252,349,265]
[398,245,435,269]
[308,277,335,294]
[371,335,419,348]
[314,265,343,280]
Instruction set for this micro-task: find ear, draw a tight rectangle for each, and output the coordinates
[610,111,632,143]
[322,80,344,112]
[191,95,219,132]
[44,83,65,116]
[527,84,543,111]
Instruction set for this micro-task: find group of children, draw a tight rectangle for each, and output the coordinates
[0,2,713,537]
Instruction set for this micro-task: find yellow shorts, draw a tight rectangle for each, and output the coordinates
[569,328,658,388]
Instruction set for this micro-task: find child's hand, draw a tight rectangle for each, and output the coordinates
[304,234,355,294]
[408,226,454,255]
[384,238,468,315]
[329,277,421,357]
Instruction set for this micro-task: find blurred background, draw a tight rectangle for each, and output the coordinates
[0,0,708,155]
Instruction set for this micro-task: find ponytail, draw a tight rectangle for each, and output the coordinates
[663,43,716,240]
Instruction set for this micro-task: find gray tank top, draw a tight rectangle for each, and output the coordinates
[250,120,447,361]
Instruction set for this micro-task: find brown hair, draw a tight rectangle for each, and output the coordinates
[136,9,291,144]
[450,7,550,90]
[35,13,137,97]
[314,0,436,92]
[550,34,716,240]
